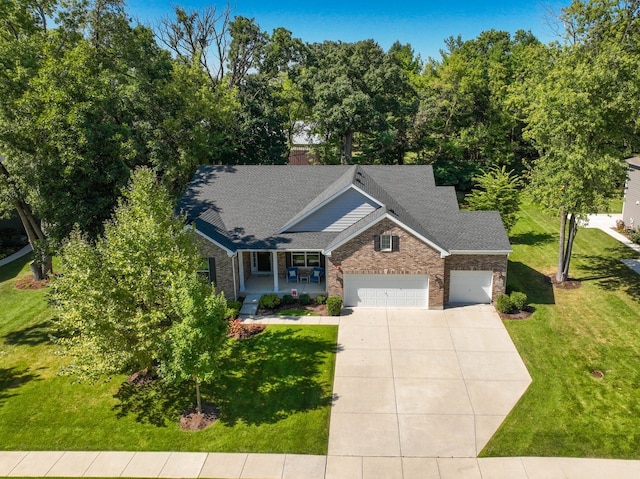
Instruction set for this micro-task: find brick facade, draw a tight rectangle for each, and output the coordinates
[444,254,508,302]
[196,235,237,299]
[327,218,447,309]
[195,221,508,308]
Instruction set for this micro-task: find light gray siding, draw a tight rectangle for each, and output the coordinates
[623,166,640,228]
[287,188,379,232]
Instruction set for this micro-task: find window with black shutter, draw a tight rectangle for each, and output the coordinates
[374,234,399,252]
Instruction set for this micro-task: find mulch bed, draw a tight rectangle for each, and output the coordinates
[15,277,49,290]
[179,403,220,431]
[550,276,582,289]
[257,302,328,316]
[228,319,266,339]
[498,306,535,320]
[127,368,158,386]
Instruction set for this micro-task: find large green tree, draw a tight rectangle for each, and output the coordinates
[301,40,414,164]
[512,0,640,282]
[51,168,202,378]
[415,30,538,188]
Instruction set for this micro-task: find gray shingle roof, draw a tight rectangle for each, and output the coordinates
[178,165,511,254]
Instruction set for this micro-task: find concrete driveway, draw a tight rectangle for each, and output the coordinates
[328,305,531,458]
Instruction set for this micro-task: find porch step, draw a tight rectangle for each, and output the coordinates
[239,294,261,317]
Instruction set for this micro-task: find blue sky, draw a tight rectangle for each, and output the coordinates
[127,1,570,60]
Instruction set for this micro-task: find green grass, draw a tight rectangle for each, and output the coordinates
[0,256,337,454]
[481,203,640,459]
[606,196,624,214]
[276,309,320,316]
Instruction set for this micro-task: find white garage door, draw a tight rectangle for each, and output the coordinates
[344,274,428,308]
[449,270,493,304]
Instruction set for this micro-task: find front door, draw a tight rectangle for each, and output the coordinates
[251,252,272,273]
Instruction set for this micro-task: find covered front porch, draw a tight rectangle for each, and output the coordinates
[238,250,328,297]
[243,275,327,296]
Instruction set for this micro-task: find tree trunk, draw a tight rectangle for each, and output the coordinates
[556,210,567,283]
[561,214,578,281]
[194,375,202,415]
[341,129,353,165]
[557,211,579,283]
[0,161,51,280]
[30,260,45,281]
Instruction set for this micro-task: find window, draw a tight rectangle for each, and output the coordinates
[197,257,216,284]
[380,235,392,252]
[289,252,322,267]
[374,235,400,252]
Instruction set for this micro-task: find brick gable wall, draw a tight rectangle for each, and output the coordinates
[327,218,447,308]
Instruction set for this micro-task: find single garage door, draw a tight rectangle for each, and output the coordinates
[449,270,493,304]
[344,274,428,308]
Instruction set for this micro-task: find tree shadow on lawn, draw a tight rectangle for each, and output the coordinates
[0,367,41,407]
[575,249,640,302]
[113,328,335,427]
[3,319,54,346]
[113,379,192,427]
[509,231,555,246]
[508,260,555,305]
[209,328,335,426]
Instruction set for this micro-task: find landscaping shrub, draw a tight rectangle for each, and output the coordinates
[225,300,243,320]
[258,293,280,309]
[510,291,528,311]
[316,295,326,305]
[281,294,295,305]
[616,219,625,232]
[630,228,640,244]
[496,294,513,313]
[299,293,311,306]
[326,296,343,316]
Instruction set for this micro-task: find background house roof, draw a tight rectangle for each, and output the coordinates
[177,165,511,253]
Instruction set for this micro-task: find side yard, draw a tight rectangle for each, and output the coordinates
[0,257,337,454]
[482,204,640,458]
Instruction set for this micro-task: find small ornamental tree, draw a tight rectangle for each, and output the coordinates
[465,166,521,232]
[160,273,228,414]
[51,167,201,379]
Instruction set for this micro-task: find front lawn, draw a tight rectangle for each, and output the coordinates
[0,257,337,454]
[482,204,640,459]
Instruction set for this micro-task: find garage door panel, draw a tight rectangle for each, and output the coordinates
[344,274,428,308]
[449,270,493,304]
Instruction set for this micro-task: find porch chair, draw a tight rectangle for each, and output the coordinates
[309,267,324,283]
[287,267,299,283]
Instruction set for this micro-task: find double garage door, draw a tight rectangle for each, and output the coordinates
[343,270,494,308]
[344,274,428,308]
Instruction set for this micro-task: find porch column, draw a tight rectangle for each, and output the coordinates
[238,251,245,292]
[272,251,279,292]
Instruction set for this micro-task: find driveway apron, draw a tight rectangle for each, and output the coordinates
[327,305,531,458]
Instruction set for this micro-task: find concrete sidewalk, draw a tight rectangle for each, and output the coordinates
[3,451,640,478]
[586,213,640,254]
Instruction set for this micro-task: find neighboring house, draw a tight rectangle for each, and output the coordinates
[178,165,511,309]
[622,156,640,229]
[288,121,321,165]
